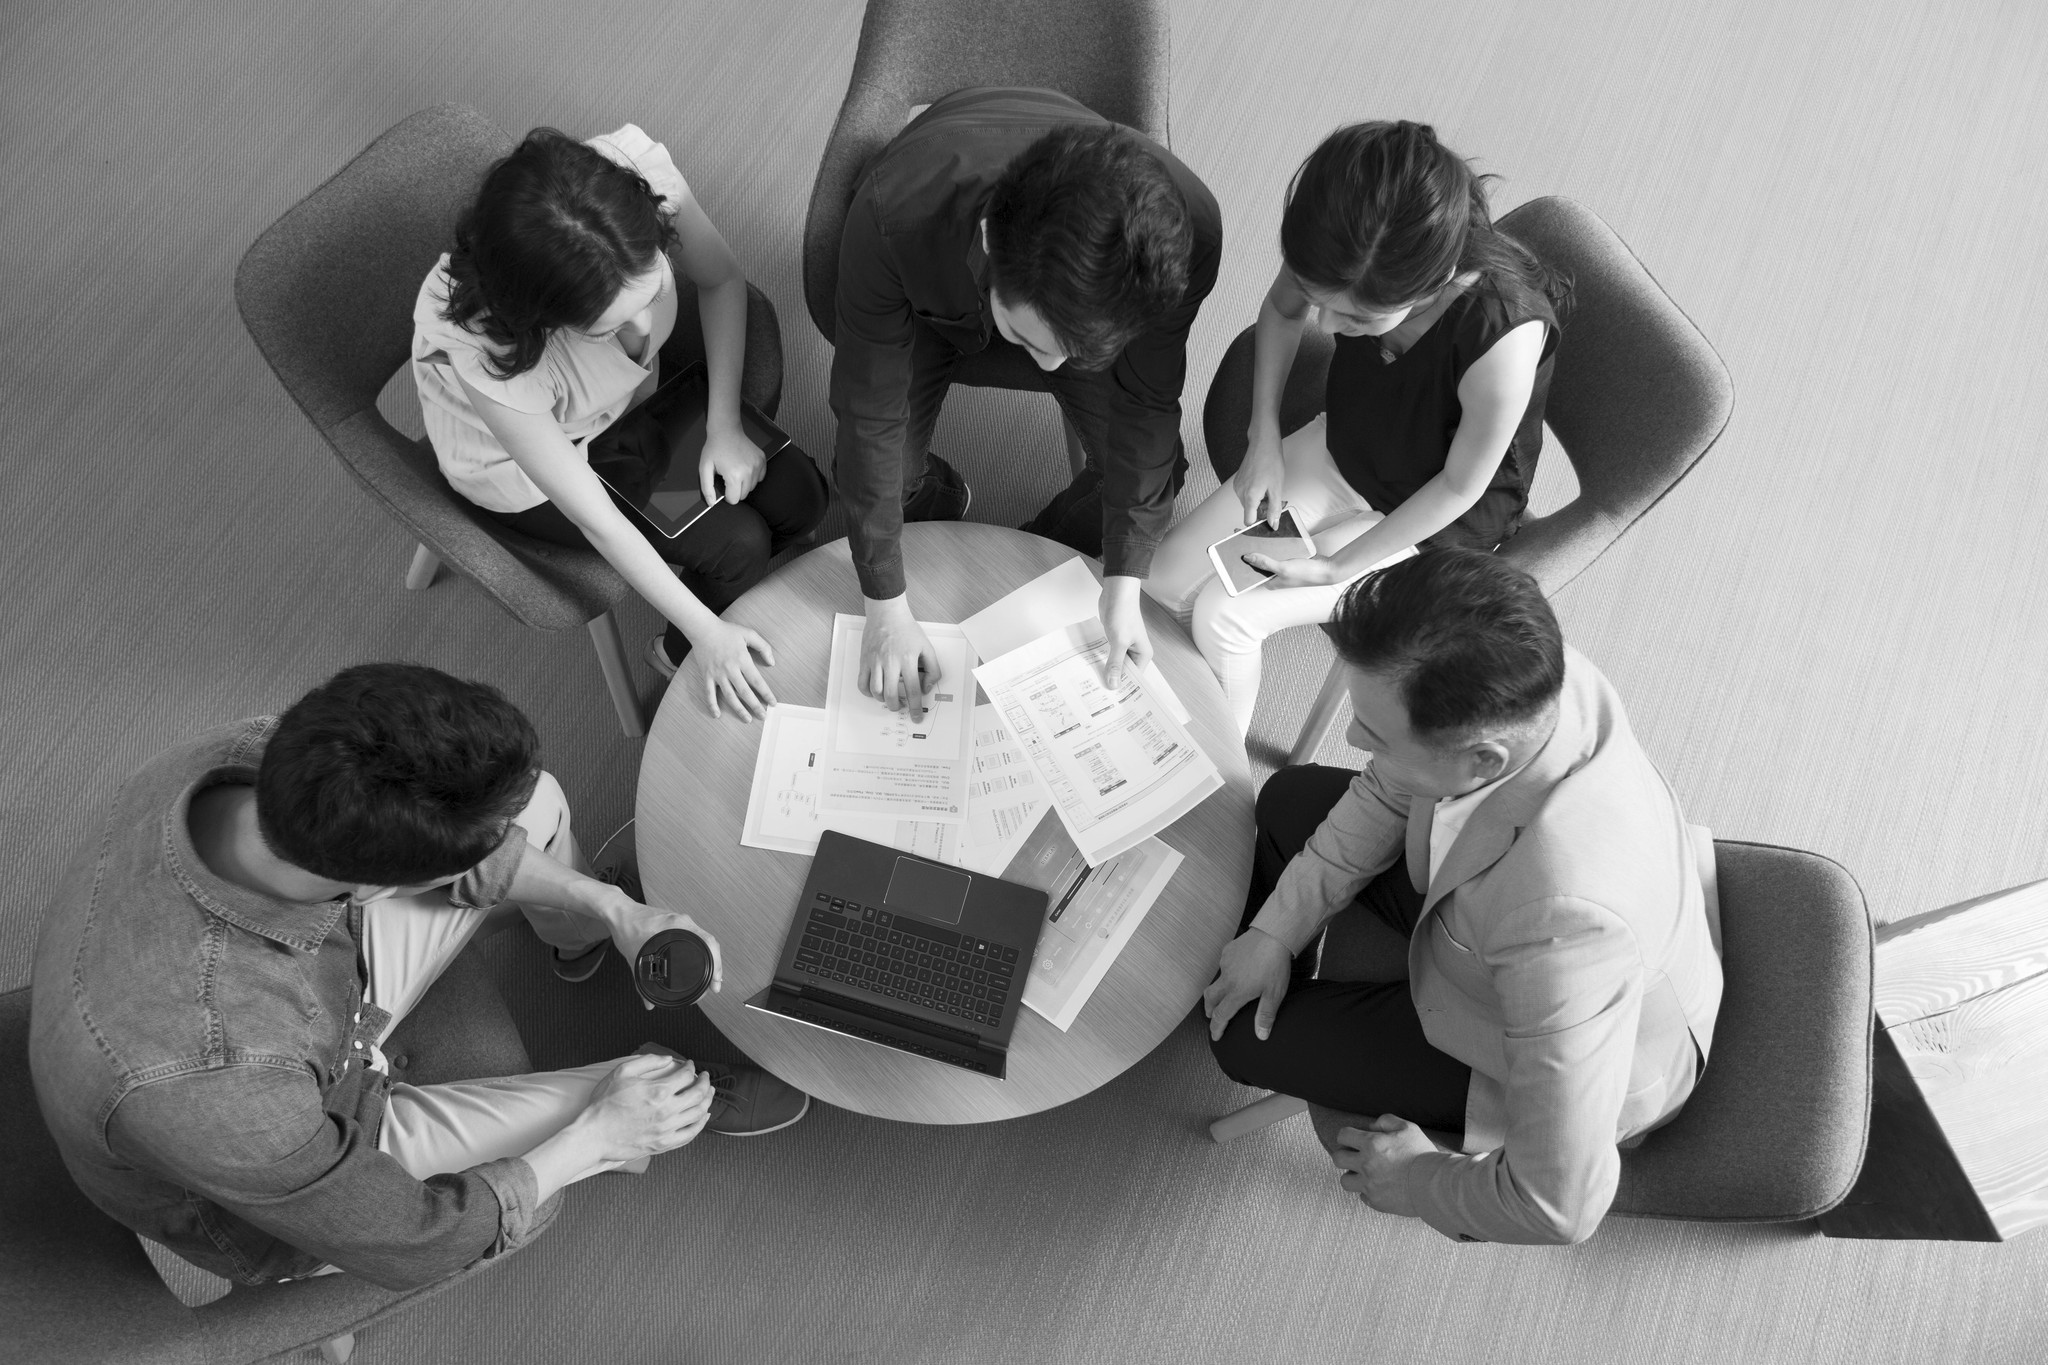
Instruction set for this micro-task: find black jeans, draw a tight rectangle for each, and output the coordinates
[1210,764,1471,1134]
[489,445,828,662]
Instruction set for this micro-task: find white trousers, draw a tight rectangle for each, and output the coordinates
[1145,417,1413,736]
[365,770,636,1179]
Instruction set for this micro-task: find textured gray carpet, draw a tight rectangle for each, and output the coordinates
[4,0,2046,1361]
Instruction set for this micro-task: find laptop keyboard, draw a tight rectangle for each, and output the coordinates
[795,893,1021,1029]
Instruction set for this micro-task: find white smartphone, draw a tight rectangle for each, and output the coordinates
[1207,507,1317,596]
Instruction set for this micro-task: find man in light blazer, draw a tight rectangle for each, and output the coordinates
[1204,548,1722,1244]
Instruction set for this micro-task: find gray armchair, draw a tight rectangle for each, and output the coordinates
[1214,841,1874,1229]
[234,104,785,737]
[801,0,1169,471]
[2,951,542,1364]
[1202,196,1735,762]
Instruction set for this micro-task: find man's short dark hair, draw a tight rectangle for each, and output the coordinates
[984,123,1192,371]
[256,663,541,885]
[1330,548,1565,745]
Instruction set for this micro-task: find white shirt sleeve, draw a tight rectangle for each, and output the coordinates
[584,124,690,213]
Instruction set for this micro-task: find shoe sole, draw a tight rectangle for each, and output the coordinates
[710,1090,811,1137]
[551,944,609,983]
[645,634,678,679]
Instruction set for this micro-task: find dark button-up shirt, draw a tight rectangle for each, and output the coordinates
[829,86,1223,598]
[28,719,549,1291]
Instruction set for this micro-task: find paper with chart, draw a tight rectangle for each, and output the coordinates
[975,620,1222,866]
[743,704,1047,876]
[820,614,973,822]
[1000,812,1184,1030]
[958,556,1191,724]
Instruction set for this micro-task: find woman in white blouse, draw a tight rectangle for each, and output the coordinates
[412,125,827,720]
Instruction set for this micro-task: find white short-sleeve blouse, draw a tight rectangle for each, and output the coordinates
[410,124,686,513]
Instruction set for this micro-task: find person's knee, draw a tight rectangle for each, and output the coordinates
[1190,581,1267,657]
[693,509,774,588]
[764,455,830,541]
[1209,1007,1287,1090]
[1253,764,1324,833]
[517,770,572,853]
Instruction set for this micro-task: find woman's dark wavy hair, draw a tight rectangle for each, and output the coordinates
[256,663,541,886]
[1280,121,1570,332]
[442,128,679,380]
[986,124,1192,371]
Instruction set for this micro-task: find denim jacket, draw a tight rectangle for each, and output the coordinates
[29,718,552,1291]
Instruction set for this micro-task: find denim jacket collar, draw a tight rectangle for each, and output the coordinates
[157,722,348,955]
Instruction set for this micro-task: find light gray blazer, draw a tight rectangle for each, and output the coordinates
[1252,647,1723,1243]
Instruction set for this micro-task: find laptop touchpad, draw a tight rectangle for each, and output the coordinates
[884,858,971,925]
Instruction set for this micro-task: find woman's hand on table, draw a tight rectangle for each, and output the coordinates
[684,620,777,721]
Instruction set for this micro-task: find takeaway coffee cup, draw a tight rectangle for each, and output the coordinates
[633,927,714,1008]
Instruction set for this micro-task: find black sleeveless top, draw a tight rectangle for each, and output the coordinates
[1323,285,1558,551]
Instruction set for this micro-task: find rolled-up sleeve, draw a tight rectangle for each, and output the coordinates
[1402,896,1643,1245]
[828,187,919,600]
[446,822,529,911]
[110,1065,539,1291]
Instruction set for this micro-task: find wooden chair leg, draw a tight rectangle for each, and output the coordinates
[319,1334,356,1364]
[587,610,647,738]
[1289,658,1349,766]
[1210,1093,1311,1143]
[403,543,440,591]
[1062,416,1089,479]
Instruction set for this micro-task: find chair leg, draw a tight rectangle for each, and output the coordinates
[403,543,440,591]
[1289,657,1349,767]
[1210,1093,1311,1144]
[1062,416,1089,478]
[587,611,647,738]
[319,1334,356,1364]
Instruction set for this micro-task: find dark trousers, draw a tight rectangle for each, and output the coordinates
[1210,764,1471,1134]
[489,443,828,662]
[898,321,1186,558]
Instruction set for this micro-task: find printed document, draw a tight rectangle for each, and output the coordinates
[820,614,973,822]
[1000,813,1183,1030]
[959,556,1191,724]
[975,620,1222,865]
[743,704,1046,876]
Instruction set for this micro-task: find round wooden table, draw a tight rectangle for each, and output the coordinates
[637,522,1254,1123]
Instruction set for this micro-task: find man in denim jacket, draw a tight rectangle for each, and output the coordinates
[30,663,806,1292]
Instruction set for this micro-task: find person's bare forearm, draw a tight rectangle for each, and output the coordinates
[1324,471,1485,577]
[518,1114,604,1206]
[1248,290,1308,439]
[698,272,750,437]
[582,516,723,643]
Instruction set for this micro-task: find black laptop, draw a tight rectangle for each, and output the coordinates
[745,830,1049,1077]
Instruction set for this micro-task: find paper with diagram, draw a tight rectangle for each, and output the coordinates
[974,620,1221,866]
[958,556,1192,724]
[744,704,1046,876]
[999,812,1184,1030]
[820,614,973,822]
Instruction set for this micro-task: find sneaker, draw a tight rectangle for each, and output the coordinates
[902,452,972,523]
[646,633,681,679]
[702,1063,811,1136]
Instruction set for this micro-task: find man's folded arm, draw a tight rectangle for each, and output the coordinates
[827,187,920,601]
[1402,896,1644,1245]
[1249,762,1410,954]
[111,1065,545,1291]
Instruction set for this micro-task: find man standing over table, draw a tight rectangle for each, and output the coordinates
[1204,550,1723,1244]
[828,86,1222,713]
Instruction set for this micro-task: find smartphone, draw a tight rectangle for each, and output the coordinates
[1207,507,1317,596]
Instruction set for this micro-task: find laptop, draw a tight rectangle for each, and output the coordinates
[745,830,1049,1077]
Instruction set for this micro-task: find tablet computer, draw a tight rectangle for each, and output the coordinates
[1207,507,1317,595]
[596,363,797,540]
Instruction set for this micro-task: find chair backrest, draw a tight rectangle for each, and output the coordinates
[801,0,1171,342]
[1611,841,1873,1220]
[234,105,626,632]
[1493,196,1733,592]
[1200,196,1732,597]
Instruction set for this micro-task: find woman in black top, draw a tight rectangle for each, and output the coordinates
[1146,122,1566,734]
